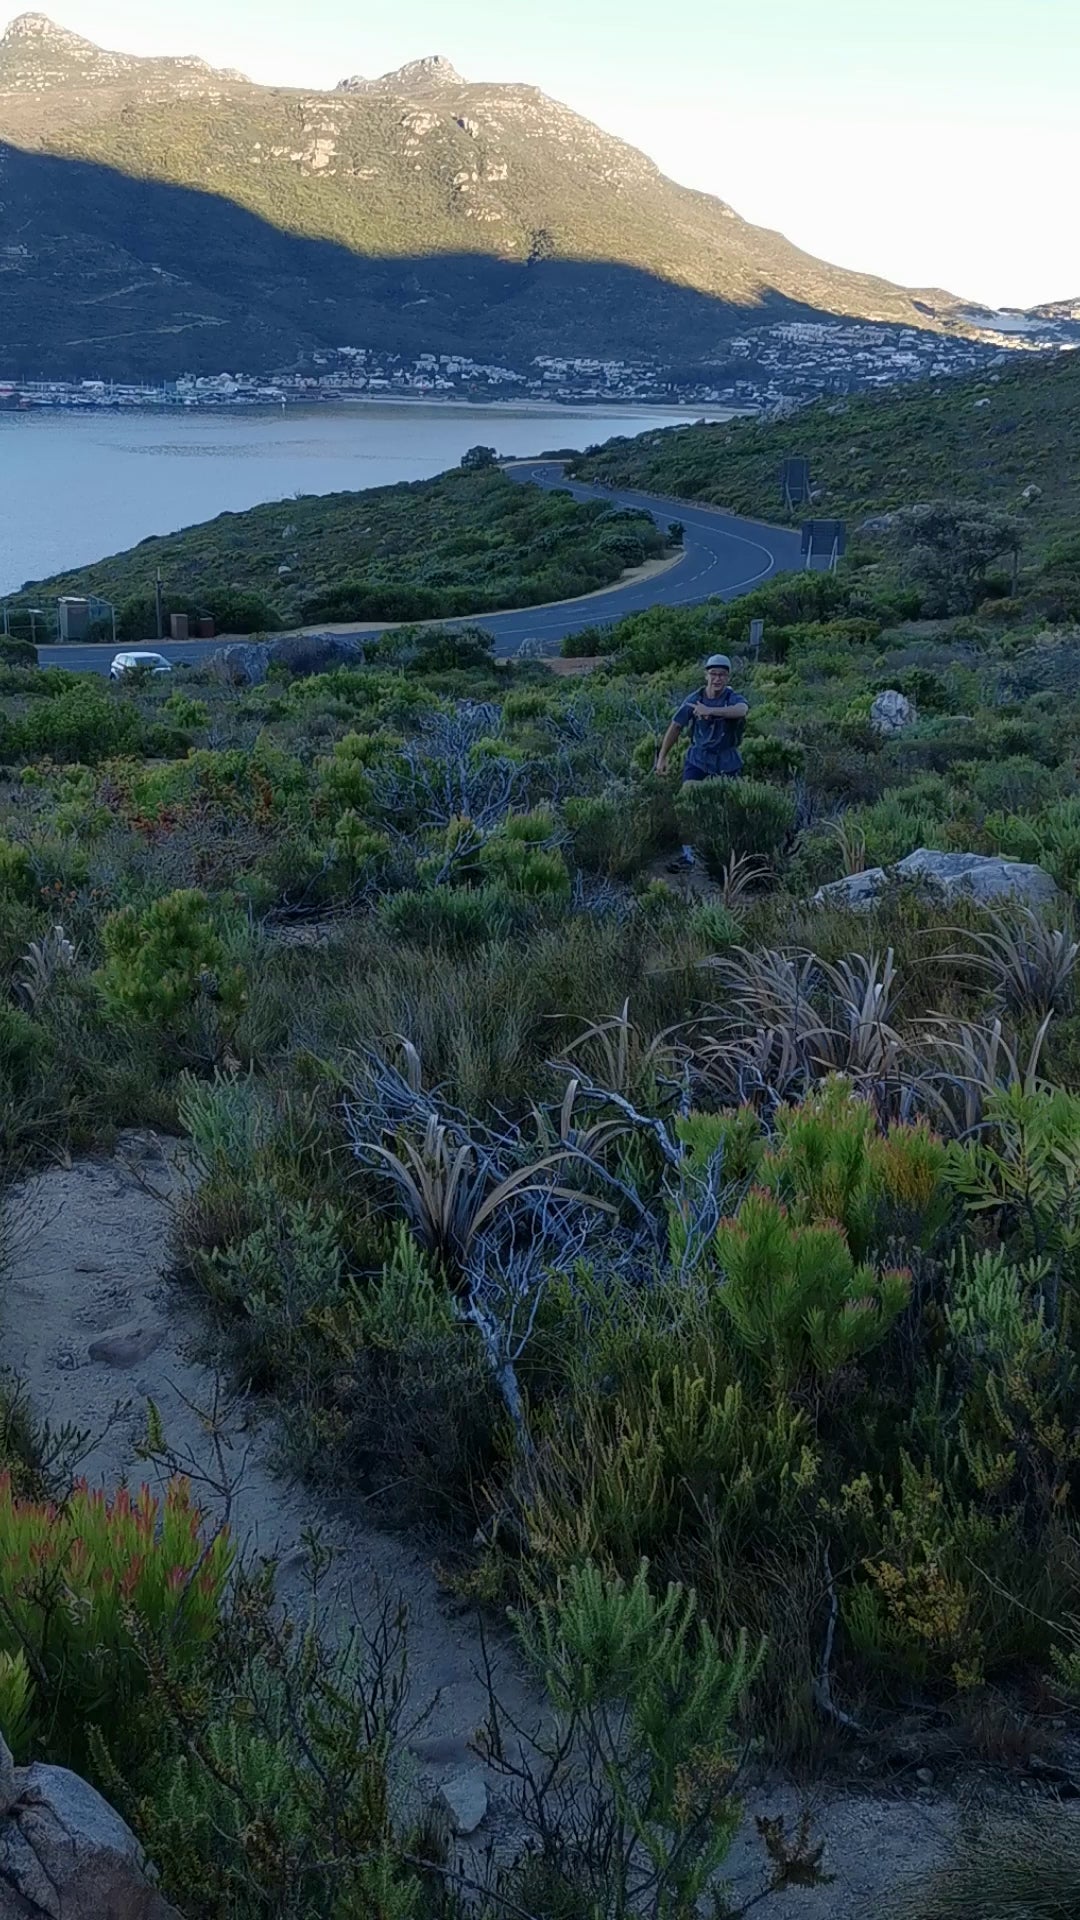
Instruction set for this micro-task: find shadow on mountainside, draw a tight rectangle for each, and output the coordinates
[3,141,856,379]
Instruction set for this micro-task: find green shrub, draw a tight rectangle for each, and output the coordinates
[686,901,745,950]
[566,778,679,877]
[713,1188,911,1383]
[0,1003,50,1097]
[98,889,246,1036]
[676,776,794,876]
[888,1818,1080,1920]
[847,791,947,866]
[0,839,34,902]
[0,1472,231,1772]
[14,682,144,765]
[740,733,805,782]
[164,692,210,729]
[480,810,571,898]
[968,755,1060,816]
[0,638,37,669]
[513,1560,761,1915]
[377,884,515,949]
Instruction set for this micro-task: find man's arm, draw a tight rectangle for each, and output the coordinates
[691,699,748,721]
[654,719,683,774]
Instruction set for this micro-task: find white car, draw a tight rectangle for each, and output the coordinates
[109,651,173,679]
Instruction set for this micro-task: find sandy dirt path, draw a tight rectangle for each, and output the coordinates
[2,1131,968,1912]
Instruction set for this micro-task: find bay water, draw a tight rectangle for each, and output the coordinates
[0,400,731,596]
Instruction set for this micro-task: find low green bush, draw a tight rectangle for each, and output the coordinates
[98,889,246,1038]
[377,884,516,949]
[566,777,679,876]
[675,776,794,875]
[0,638,37,669]
[14,682,145,764]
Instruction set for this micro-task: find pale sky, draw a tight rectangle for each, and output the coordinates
[23,0,1080,309]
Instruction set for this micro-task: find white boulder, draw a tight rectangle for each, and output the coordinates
[870,689,916,735]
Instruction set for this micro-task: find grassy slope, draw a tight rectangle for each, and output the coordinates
[14,468,659,623]
[575,351,1080,556]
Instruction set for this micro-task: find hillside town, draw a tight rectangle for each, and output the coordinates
[2,312,1075,414]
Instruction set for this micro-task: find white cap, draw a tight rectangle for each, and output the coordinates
[705,653,731,670]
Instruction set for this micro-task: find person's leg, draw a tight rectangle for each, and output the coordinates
[673,763,707,867]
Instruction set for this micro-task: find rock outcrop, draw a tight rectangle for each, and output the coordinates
[0,1732,180,1919]
[813,848,1058,912]
[208,632,367,684]
[870,689,916,735]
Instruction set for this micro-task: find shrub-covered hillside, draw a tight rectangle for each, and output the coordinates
[5,574,1080,1914]
[575,350,1080,555]
[9,466,664,638]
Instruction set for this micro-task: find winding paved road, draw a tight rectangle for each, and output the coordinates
[36,462,804,674]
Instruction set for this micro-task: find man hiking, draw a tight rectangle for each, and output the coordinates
[654,652,749,869]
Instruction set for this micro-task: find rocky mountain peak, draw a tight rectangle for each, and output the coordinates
[2,10,96,50]
[336,54,465,96]
[5,11,70,36]
[381,53,465,90]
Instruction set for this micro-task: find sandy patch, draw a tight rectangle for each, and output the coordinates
[3,1134,1026,1908]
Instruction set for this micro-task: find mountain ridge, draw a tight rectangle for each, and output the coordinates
[0,12,986,379]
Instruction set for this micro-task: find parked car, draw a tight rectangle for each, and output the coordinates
[109,651,172,679]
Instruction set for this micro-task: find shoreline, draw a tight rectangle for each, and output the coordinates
[0,393,752,423]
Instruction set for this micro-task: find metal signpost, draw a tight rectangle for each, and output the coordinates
[781,457,811,511]
[801,520,847,572]
[748,618,764,657]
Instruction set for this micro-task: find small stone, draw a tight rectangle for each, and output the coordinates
[436,1768,488,1835]
[915,1767,934,1787]
[88,1325,163,1368]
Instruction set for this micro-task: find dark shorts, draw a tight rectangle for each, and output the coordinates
[682,762,739,784]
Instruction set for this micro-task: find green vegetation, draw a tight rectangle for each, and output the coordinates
[6,542,1080,1912]
[8,468,664,632]
[576,349,1080,588]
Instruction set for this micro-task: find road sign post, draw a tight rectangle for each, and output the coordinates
[781,457,811,512]
[748,618,764,657]
[801,520,847,573]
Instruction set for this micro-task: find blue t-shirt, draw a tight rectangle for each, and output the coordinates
[674,686,748,775]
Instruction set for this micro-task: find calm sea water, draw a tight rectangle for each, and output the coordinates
[0,401,730,596]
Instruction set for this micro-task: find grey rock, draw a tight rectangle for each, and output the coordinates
[273,633,368,678]
[1021,483,1043,502]
[812,867,888,910]
[870,689,916,735]
[895,848,1058,906]
[436,1768,489,1835]
[813,849,1058,912]
[515,634,559,659]
[0,1737,15,1822]
[0,1761,181,1918]
[859,512,901,532]
[915,1767,935,1788]
[207,642,270,686]
[88,1325,163,1369]
[207,632,367,686]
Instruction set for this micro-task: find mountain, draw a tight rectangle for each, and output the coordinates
[0,11,973,379]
